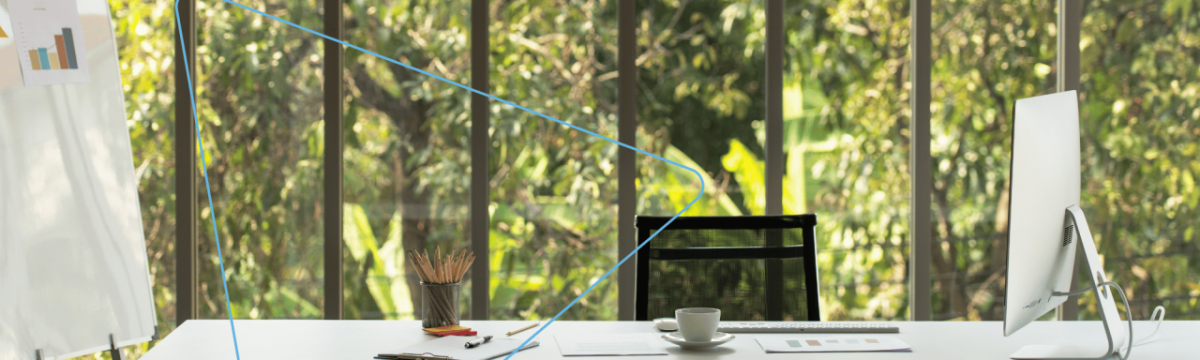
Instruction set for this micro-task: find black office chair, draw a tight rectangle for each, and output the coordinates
[634,215,820,321]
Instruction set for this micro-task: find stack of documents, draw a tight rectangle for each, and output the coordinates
[755,334,912,353]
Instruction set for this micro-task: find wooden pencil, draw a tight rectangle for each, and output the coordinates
[506,322,538,336]
[436,251,445,283]
[408,247,475,285]
[407,251,424,282]
[459,254,474,280]
[422,252,438,283]
[453,250,467,280]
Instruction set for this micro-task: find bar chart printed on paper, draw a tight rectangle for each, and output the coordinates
[9,0,89,86]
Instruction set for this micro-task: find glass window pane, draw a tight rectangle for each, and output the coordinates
[930,0,1057,320]
[785,1,910,321]
[342,0,472,320]
[196,0,325,320]
[112,0,178,355]
[1079,1,1200,320]
[637,1,766,217]
[489,0,620,320]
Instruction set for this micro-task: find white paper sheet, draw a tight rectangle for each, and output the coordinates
[755,334,912,353]
[555,333,669,356]
[8,0,90,86]
[380,336,539,360]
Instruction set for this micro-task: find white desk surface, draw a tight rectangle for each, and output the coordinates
[141,320,1194,360]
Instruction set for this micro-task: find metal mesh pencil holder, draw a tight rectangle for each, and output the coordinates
[420,281,460,328]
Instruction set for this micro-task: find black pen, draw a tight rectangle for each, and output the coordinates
[465,335,493,348]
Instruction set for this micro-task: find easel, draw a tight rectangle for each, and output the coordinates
[34,326,157,360]
[33,334,123,360]
[109,334,124,360]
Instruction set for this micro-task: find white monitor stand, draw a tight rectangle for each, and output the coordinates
[1010,205,1128,360]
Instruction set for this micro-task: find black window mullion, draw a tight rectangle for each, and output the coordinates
[617,0,637,322]
[174,0,198,327]
[909,0,933,321]
[322,0,345,320]
[469,0,491,321]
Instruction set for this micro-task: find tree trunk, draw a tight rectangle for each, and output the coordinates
[348,61,435,316]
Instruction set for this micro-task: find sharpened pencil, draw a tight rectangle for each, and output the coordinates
[506,322,538,336]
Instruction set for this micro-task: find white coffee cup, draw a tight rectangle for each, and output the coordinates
[675,307,721,342]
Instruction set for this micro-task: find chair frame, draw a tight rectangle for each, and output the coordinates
[633,215,821,321]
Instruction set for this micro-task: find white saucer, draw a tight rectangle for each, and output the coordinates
[661,332,735,350]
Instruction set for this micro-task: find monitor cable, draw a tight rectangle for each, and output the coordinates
[1131,305,1166,347]
[1054,282,1168,360]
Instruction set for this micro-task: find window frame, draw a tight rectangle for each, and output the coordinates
[168,0,1085,323]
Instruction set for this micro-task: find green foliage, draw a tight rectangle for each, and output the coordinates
[1078,0,1200,320]
[107,0,179,358]
[485,0,622,320]
[343,204,414,319]
[189,0,327,321]
[928,0,1058,320]
[635,0,770,215]
[781,0,912,320]
[340,0,473,320]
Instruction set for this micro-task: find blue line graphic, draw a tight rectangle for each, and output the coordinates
[179,2,707,359]
[175,2,242,359]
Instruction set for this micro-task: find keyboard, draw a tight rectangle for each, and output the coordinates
[717,321,899,334]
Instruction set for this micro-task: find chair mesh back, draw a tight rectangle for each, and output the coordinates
[640,225,813,321]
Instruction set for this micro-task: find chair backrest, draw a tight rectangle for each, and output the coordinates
[634,215,820,321]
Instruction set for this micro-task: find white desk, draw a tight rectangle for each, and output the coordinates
[142,320,1194,359]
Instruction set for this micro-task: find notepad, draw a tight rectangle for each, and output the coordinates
[755,334,912,353]
[377,336,539,360]
[424,325,475,336]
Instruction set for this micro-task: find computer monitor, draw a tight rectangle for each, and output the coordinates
[1003,91,1128,359]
